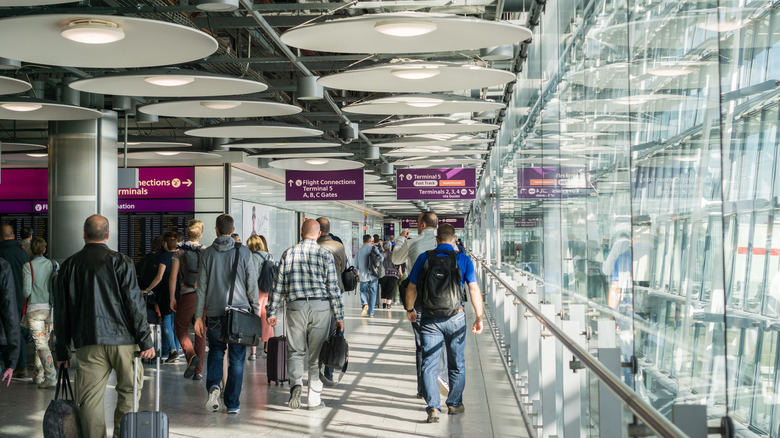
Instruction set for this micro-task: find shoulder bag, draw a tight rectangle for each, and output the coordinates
[220,243,263,346]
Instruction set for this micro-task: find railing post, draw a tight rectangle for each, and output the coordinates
[562,319,585,438]
[598,317,625,438]
[516,276,530,394]
[540,303,558,438]
[527,292,541,413]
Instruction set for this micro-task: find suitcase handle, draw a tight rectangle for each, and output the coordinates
[133,328,162,412]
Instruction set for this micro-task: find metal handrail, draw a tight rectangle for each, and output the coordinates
[479,261,689,438]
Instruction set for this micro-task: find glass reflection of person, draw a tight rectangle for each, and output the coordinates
[602,223,632,310]
[251,206,257,236]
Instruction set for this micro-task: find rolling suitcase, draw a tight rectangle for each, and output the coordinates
[267,303,288,386]
[120,350,169,437]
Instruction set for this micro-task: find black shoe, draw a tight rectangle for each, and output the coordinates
[192,374,203,381]
[183,356,200,379]
[165,351,179,363]
[382,303,387,309]
[289,385,302,410]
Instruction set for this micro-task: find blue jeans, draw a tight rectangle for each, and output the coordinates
[161,314,180,355]
[205,317,247,410]
[421,311,467,412]
[359,279,378,316]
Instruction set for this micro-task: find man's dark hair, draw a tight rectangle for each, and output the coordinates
[316,217,331,234]
[216,214,234,236]
[20,226,32,240]
[373,234,381,243]
[437,224,456,242]
[420,212,438,229]
[84,215,109,241]
[363,234,372,243]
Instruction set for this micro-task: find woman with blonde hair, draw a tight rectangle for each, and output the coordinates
[247,234,275,360]
[21,237,58,388]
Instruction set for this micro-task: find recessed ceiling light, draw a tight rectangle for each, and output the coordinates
[61,19,125,45]
[647,67,694,77]
[373,20,437,37]
[144,76,196,87]
[305,159,330,165]
[429,158,447,162]
[0,102,42,112]
[391,68,441,80]
[26,153,47,158]
[405,98,444,108]
[156,151,180,156]
[200,101,242,110]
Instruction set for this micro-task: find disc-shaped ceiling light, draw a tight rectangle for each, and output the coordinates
[343,94,504,116]
[0,76,31,96]
[0,14,218,68]
[318,62,515,93]
[0,57,21,70]
[139,98,300,118]
[280,12,532,54]
[70,69,267,97]
[224,139,340,149]
[393,157,484,166]
[375,134,492,148]
[0,142,47,152]
[194,0,239,11]
[364,117,498,135]
[364,173,382,183]
[269,158,364,171]
[185,121,323,139]
[0,97,102,121]
[383,148,488,157]
[249,149,352,159]
[119,151,222,161]
[120,139,192,150]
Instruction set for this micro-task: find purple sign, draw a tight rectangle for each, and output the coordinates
[517,167,591,199]
[401,217,464,229]
[33,201,48,213]
[397,168,477,200]
[514,217,541,227]
[401,218,417,229]
[0,200,38,214]
[0,169,48,200]
[285,169,364,201]
[119,167,194,199]
[118,199,195,213]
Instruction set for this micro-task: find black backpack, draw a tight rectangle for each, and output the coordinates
[417,250,467,318]
[342,266,358,292]
[368,246,385,278]
[179,245,201,288]
[256,252,278,293]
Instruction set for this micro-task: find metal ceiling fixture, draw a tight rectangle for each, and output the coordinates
[194,0,239,11]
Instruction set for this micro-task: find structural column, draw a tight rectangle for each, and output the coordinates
[48,111,119,261]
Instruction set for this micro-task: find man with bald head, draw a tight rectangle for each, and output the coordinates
[55,215,154,438]
[0,223,31,378]
[267,219,345,410]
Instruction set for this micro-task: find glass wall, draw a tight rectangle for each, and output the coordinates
[472,0,780,433]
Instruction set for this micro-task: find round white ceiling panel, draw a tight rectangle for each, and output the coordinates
[280,12,532,54]
[269,158,364,171]
[392,158,483,166]
[120,141,192,150]
[249,149,352,159]
[185,122,323,139]
[119,151,222,161]
[364,184,396,192]
[0,142,47,152]
[0,0,78,5]
[0,15,218,68]
[225,139,339,149]
[364,173,383,183]
[384,149,488,157]
[0,76,31,96]
[0,98,102,120]
[318,62,516,93]
[343,94,504,116]
[375,134,492,148]
[139,98,299,118]
[364,117,499,135]
[71,69,267,97]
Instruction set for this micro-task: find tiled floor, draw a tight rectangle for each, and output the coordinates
[0,294,528,437]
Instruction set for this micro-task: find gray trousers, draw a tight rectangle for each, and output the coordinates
[286,299,331,388]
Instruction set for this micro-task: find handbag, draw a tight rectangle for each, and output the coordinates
[318,329,349,383]
[342,266,358,293]
[220,243,263,347]
[43,365,83,438]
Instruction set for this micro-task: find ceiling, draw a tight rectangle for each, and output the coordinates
[0,0,543,219]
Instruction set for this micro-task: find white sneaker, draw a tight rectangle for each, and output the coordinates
[308,379,323,408]
[206,386,221,412]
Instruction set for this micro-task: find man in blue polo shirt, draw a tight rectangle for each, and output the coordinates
[405,223,484,423]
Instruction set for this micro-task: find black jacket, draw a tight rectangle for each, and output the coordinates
[54,243,153,359]
[0,258,19,369]
[0,240,29,311]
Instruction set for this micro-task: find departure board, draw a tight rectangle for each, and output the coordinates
[1,215,48,241]
[119,213,193,264]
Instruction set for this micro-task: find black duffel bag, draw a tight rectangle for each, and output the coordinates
[43,365,83,438]
[220,243,262,347]
[342,266,358,293]
[318,329,349,383]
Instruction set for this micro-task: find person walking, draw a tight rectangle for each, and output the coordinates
[194,214,257,415]
[405,223,484,423]
[266,219,345,410]
[169,219,206,380]
[246,234,275,360]
[20,226,32,261]
[0,224,29,379]
[0,257,19,387]
[141,231,180,363]
[392,212,439,399]
[54,215,155,438]
[356,234,381,318]
[378,241,401,309]
[315,217,347,386]
[21,237,58,388]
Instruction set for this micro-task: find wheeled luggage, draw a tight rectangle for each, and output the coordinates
[266,334,288,386]
[120,349,169,437]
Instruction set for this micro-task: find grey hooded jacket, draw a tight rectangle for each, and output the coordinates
[195,236,258,318]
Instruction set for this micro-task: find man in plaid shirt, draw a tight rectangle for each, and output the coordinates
[266,219,345,410]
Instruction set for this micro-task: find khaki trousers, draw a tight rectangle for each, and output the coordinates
[74,344,142,438]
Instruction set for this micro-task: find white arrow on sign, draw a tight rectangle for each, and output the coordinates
[469,189,475,195]
[288,179,294,187]
[183,179,192,187]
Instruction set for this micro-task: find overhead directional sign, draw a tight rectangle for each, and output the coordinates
[401,217,465,229]
[517,167,591,199]
[396,168,477,200]
[118,167,195,199]
[285,169,364,201]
